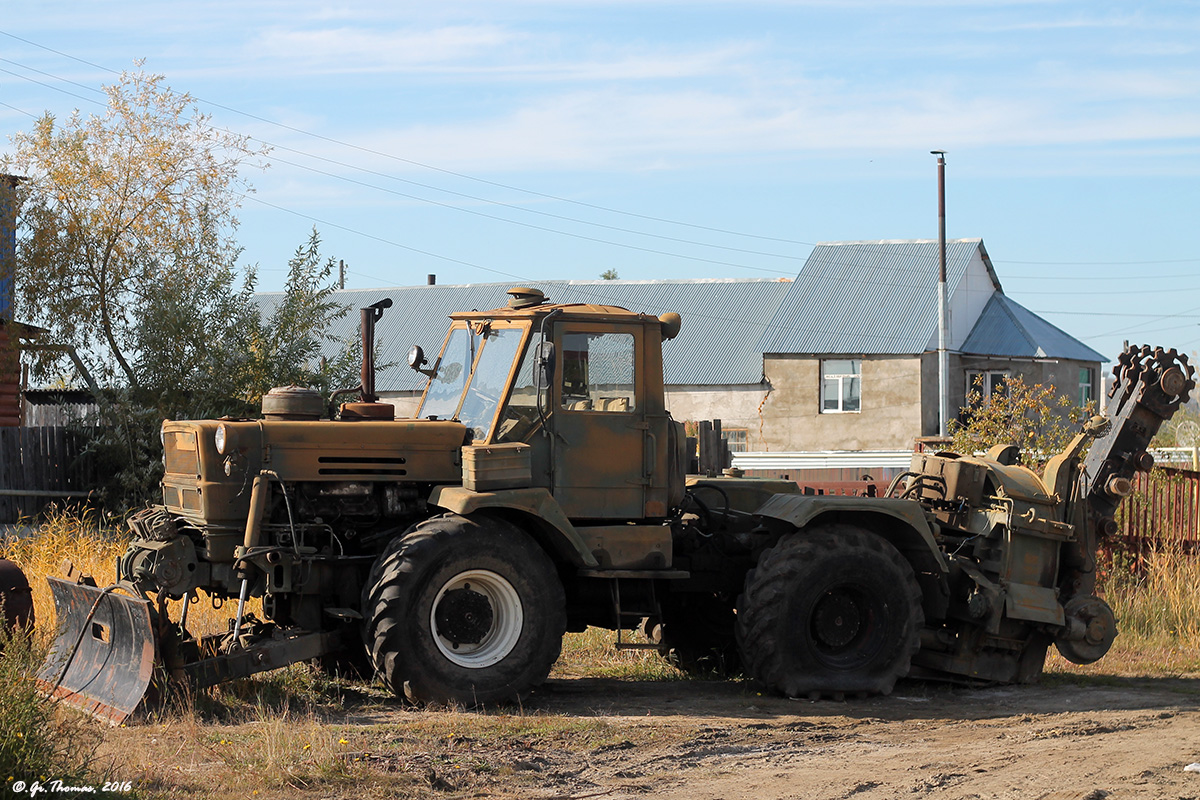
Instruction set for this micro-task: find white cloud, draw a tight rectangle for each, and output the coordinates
[247,25,520,73]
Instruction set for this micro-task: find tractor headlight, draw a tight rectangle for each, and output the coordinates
[214,424,228,455]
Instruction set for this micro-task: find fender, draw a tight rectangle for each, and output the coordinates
[755,493,949,577]
[429,485,599,568]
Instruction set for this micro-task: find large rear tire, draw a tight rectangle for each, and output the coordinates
[362,514,566,706]
[736,525,923,697]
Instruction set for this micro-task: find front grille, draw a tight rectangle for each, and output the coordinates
[178,487,202,511]
[164,431,201,476]
[317,455,408,476]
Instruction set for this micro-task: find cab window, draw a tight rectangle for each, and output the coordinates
[560,332,636,412]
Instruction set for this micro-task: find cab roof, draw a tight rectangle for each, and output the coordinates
[450,293,655,324]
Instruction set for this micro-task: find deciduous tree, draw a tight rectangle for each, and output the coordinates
[950,374,1094,469]
[3,67,269,389]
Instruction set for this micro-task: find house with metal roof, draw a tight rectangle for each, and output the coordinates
[258,277,794,420]
[752,239,1104,452]
[260,238,1102,454]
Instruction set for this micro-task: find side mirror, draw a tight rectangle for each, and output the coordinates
[408,345,437,378]
[535,341,556,389]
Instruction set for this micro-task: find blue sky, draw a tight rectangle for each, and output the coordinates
[1,1,1198,369]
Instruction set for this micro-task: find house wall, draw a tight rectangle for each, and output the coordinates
[1,174,19,321]
[952,355,1102,433]
[378,391,423,419]
[664,384,772,449]
[920,248,998,352]
[383,354,1101,452]
[759,354,926,451]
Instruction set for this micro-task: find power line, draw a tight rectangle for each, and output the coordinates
[1032,309,1200,318]
[0,50,800,273]
[1080,322,1200,341]
[1014,285,1200,296]
[242,193,527,282]
[0,99,37,119]
[267,153,795,275]
[6,30,1200,273]
[1,53,799,322]
[999,258,1200,266]
[0,28,818,249]
[1005,271,1200,281]
[263,144,806,262]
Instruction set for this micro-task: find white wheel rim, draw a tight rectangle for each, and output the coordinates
[430,569,524,668]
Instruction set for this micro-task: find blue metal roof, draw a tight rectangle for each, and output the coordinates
[961,293,1106,362]
[757,239,998,355]
[258,278,791,391]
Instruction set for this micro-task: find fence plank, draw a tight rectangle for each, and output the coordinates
[0,426,96,523]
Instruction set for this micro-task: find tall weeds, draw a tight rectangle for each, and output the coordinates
[1,507,131,635]
[0,626,109,793]
[1101,545,1200,642]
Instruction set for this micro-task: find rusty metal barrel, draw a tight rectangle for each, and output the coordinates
[0,558,34,636]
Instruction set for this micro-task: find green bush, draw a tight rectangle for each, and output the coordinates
[950,373,1094,468]
[0,627,107,796]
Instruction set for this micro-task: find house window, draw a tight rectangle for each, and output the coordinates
[722,428,749,453]
[1079,367,1095,407]
[966,370,1009,408]
[821,359,861,413]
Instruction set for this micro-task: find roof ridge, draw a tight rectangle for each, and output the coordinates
[256,277,787,296]
[814,238,983,246]
[991,294,1040,355]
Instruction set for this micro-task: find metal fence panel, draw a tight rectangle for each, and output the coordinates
[1114,466,1200,560]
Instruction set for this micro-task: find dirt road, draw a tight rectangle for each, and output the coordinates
[112,672,1200,799]
[419,675,1200,800]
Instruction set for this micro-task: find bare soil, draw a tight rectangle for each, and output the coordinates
[511,675,1200,800]
[154,676,1200,800]
[429,674,1200,800]
[122,672,1200,800]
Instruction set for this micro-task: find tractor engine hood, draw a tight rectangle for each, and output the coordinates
[161,417,468,526]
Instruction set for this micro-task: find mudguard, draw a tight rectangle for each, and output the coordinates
[36,577,156,726]
[430,485,599,567]
[755,493,949,576]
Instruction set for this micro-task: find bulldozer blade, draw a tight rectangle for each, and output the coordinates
[36,577,156,726]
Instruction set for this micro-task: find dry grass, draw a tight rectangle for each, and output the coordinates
[1046,544,1200,678]
[0,626,118,794]
[2,506,132,634]
[103,699,666,799]
[1,507,257,640]
[8,510,1200,797]
[553,626,682,681]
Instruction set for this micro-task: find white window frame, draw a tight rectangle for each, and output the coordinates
[1078,366,1095,407]
[722,428,749,453]
[821,359,861,414]
[966,369,1010,408]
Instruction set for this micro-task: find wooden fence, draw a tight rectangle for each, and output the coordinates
[0,426,95,523]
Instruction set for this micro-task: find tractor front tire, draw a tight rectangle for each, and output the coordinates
[362,514,566,706]
[736,525,923,698]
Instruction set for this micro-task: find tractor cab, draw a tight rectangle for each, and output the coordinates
[408,287,687,520]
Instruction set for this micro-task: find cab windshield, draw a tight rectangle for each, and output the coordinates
[417,324,528,441]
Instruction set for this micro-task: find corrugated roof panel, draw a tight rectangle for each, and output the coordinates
[257,278,791,391]
[962,294,1106,362]
[757,239,988,354]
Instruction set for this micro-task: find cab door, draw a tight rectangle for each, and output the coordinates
[551,323,646,520]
